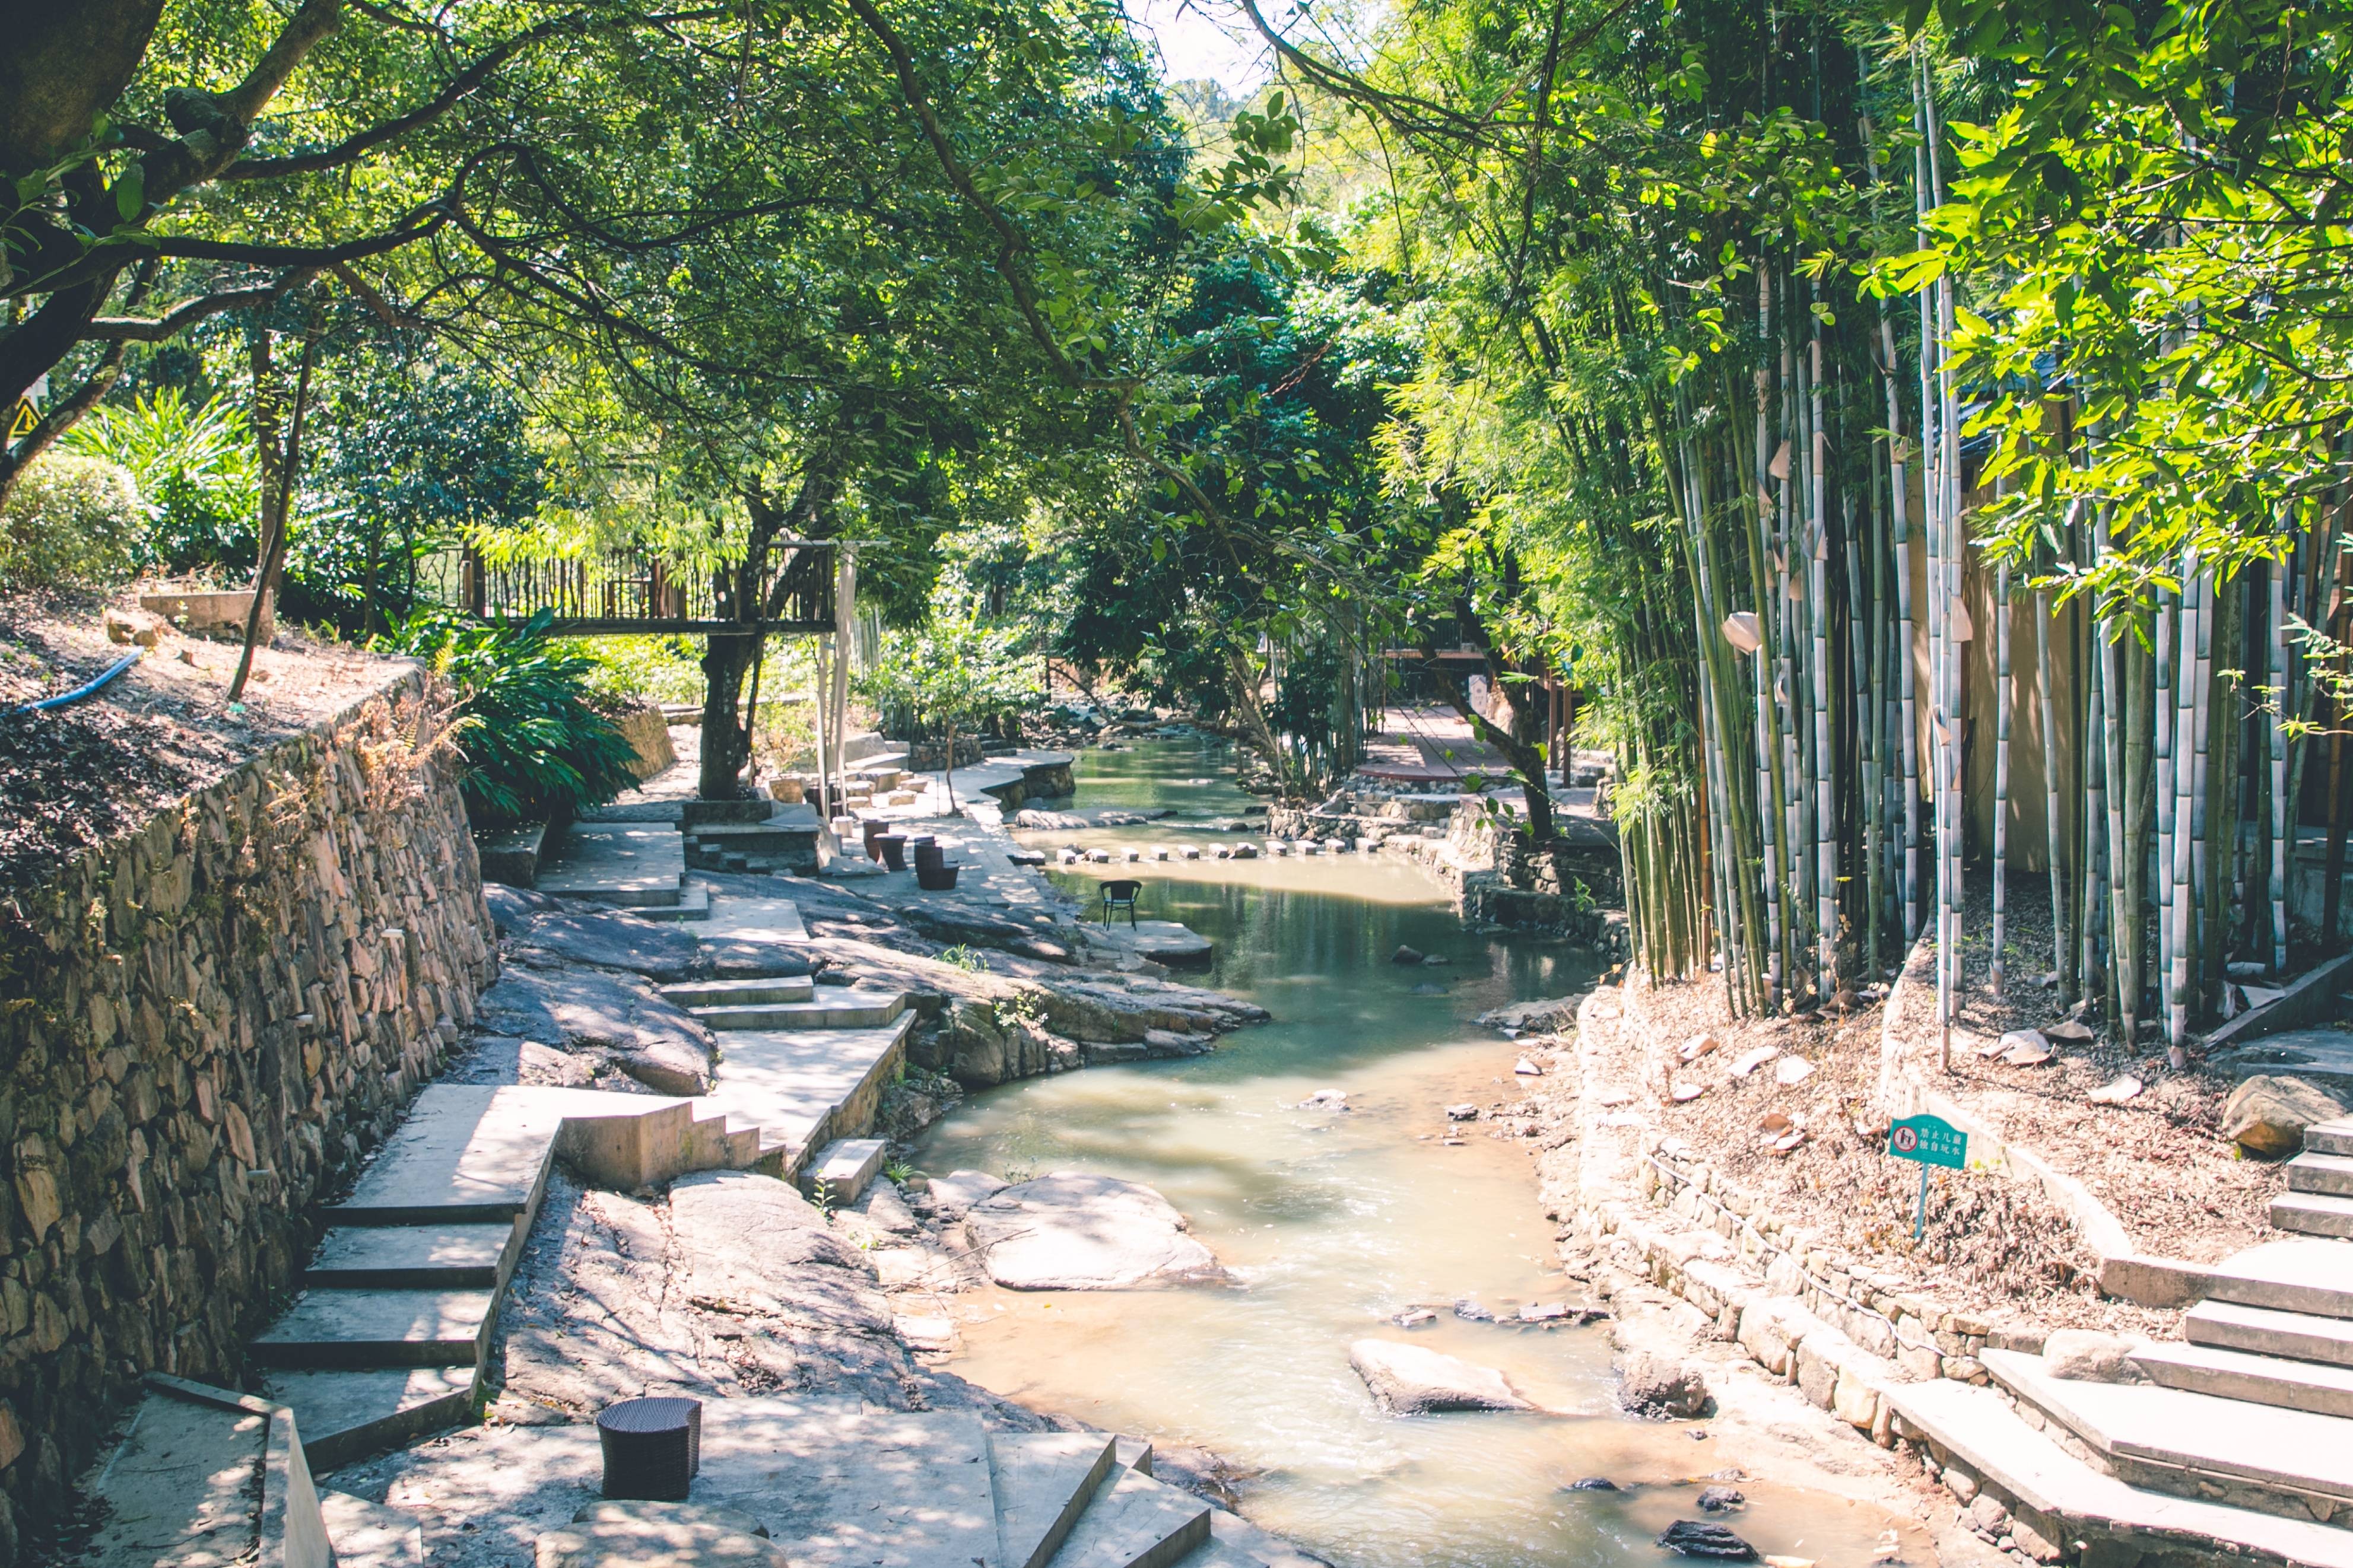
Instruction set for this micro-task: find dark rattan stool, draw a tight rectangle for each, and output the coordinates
[598,1397,702,1500]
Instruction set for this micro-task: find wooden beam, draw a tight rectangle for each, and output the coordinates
[517,618,834,637]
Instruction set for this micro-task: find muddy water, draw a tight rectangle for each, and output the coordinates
[912,739,1911,1567]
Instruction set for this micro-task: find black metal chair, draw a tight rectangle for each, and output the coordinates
[1100,878,1142,927]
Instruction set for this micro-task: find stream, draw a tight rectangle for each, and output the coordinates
[912,737,1913,1568]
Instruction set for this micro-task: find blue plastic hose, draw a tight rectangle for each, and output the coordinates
[13,650,143,715]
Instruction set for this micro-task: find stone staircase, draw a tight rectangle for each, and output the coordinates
[249,890,922,1471]
[1888,1117,2353,1563]
[536,820,710,921]
[681,802,824,876]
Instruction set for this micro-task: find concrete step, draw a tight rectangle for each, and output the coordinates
[803,1138,887,1206]
[691,990,909,1031]
[688,822,821,850]
[2308,1119,2353,1157]
[1983,1347,2353,1523]
[661,976,816,1009]
[2203,1238,2353,1320]
[2272,1191,2353,1238]
[81,1376,325,1568]
[304,1222,521,1289]
[635,885,712,922]
[991,1433,1117,1568]
[696,1017,914,1184]
[1046,1466,1209,1568]
[2186,1297,2353,1366]
[2135,1340,2353,1419]
[1201,1511,1324,1568]
[2288,1151,2353,1197]
[325,1085,565,1226]
[1882,1376,2353,1568]
[249,1287,495,1369]
[263,1366,478,1471]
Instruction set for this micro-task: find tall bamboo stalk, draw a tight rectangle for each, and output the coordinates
[2036,513,2071,998]
[1809,334,1836,991]
[2273,556,2292,973]
[1993,556,2011,993]
[2169,552,2202,1061]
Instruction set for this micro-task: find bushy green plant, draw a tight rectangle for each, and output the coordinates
[379,608,640,827]
[0,453,147,589]
[576,634,709,706]
[61,387,258,574]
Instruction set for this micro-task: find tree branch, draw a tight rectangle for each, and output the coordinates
[81,272,314,340]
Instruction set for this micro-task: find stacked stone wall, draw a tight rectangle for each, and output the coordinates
[0,667,496,1563]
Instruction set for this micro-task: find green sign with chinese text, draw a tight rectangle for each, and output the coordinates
[1887,1114,1967,1170]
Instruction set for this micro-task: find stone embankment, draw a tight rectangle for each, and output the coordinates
[0,666,495,1562]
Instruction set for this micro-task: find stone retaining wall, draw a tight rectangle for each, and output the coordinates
[0,667,496,1563]
[611,704,677,783]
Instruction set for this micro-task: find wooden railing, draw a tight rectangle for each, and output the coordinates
[451,542,836,635]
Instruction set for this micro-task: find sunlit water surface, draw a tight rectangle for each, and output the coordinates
[913,739,1911,1568]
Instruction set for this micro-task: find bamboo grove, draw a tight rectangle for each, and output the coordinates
[1303,0,2353,1049]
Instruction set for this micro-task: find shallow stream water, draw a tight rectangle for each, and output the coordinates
[913,739,1913,1568]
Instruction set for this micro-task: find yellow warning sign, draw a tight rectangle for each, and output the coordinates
[5,399,35,441]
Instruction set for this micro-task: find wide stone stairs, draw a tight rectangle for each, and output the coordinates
[1889,1117,2353,1564]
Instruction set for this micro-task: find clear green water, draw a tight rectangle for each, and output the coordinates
[913,740,1916,1568]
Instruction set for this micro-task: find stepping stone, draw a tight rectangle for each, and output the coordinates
[249,1288,496,1369]
[991,1433,1117,1568]
[305,1223,519,1289]
[1050,1465,1209,1568]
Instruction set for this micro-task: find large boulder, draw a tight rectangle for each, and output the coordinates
[1618,1351,1711,1418]
[484,966,716,1095]
[2224,1075,2349,1157]
[1348,1338,1533,1414]
[966,1173,1225,1289]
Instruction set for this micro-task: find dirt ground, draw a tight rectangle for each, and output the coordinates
[0,587,408,893]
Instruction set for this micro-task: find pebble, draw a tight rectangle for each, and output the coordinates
[1453,1300,1495,1322]
[1566,1477,1620,1491]
[1772,1055,1814,1086]
[1696,1486,1745,1512]
[1445,1103,1479,1121]
[1396,1308,1437,1327]
[1514,1057,1542,1076]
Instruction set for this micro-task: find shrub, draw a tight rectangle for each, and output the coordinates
[0,453,147,589]
[379,608,641,827]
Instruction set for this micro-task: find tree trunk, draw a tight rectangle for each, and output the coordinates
[699,630,759,800]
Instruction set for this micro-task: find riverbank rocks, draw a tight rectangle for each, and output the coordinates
[1475,997,1583,1035]
[1392,944,1425,965]
[1656,1521,1757,1561]
[1349,1339,1533,1414]
[966,1173,1225,1289]
[1617,1352,1711,1418]
[925,1169,1009,1217]
[2222,1074,2349,1156]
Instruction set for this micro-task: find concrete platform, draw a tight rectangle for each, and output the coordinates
[696,1015,915,1176]
[634,885,712,922]
[537,822,688,907]
[698,892,809,943]
[328,1086,569,1226]
[1085,921,1213,968]
[1885,1376,2353,1567]
[264,1367,478,1473]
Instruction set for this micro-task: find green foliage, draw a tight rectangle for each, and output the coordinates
[378,609,639,828]
[61,387,258,574]
[857,609,1044,743]
[576,634,707,707]
[0,453,147,589]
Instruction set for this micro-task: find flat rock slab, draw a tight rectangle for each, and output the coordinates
[966,1173,1225,1290]
[1090,920,1214,968]
[487,969,715,1095]
[507,907,708,984]
[1475,997,1583,1035]
[1348,1338,1533,1414]
[926,1169,1009,1217]
[668,1171,890,1333]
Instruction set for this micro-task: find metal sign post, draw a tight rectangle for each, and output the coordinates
[1886,1112,1968,1241]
